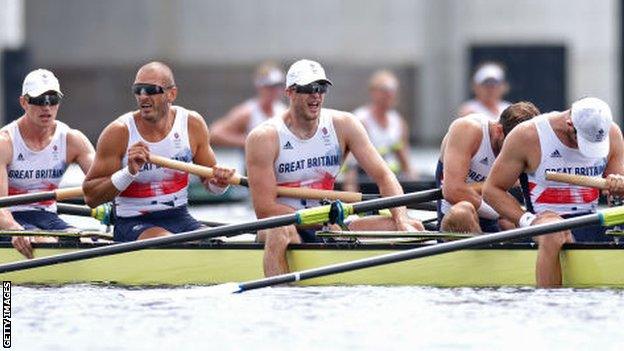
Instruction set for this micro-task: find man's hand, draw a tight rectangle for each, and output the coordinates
[604,174,624,197]
[127,142,150,175]
[201,165,235,191]
[12,236,33,259]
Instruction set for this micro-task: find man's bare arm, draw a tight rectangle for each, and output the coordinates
[246,126,296,219]
[336,113,408,224]
[82,122,128,207]
[188,112,217,167]
[67,129,96,174]
[604,124,624,176]
[209,104,252,148]
[0,133,22,230]
[483,124,534,224]
[442,118,483,207]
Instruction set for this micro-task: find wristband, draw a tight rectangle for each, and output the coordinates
[477,200,499,220]
[111,166,137,192]
[207,182,229,195]
[518,212,536,228]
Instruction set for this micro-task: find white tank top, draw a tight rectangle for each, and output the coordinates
[116,106,193,217]
[2,120,69,213]
[439,114,496,214]
[354,105,403,173]
[273,109,342,209]
[522,113,607,215]
[462,99,511,121]
[246,99,287,134]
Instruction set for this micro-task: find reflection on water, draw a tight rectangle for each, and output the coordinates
[13,285,624,351]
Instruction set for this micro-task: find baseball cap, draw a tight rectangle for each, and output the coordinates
[22,69,63,97]
[571,97,612,158]
[473,64,505,85]
[286,59,333,88]
[255,67,285,87]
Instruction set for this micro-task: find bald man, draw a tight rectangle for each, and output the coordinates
[83,62,234,242]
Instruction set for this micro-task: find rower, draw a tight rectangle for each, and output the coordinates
[246,59,423,277]
[0,69,96,258]
[458,62,511,120]
[483,97,624,287]
[343,70,416,192]
[209,61,287,148]
[437,102,540,233]
[82,61,235,242]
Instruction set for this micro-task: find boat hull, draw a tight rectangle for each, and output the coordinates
[1,242,623,287]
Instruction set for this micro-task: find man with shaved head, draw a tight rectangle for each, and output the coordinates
[83,62,235,241]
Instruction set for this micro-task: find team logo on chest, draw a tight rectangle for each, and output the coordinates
[321,126,331,146]
[283,141,294,150]
[52,144,59,160]
[173,131,182,148]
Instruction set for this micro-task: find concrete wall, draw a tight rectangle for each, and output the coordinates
[18,0,621,145]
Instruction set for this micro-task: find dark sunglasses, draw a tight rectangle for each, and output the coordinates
[132,83,171,96]
[294,82,329,94]
[26,94,62,106]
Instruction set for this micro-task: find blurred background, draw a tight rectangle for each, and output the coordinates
[0,0,620,146]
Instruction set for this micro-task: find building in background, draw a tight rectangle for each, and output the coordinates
[0,0,619,146]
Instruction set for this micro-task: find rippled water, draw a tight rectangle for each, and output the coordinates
[11,285,623,351]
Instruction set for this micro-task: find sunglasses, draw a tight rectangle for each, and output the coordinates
[294,82,329,94]
[132,83,171,96]
[26,94,62,106]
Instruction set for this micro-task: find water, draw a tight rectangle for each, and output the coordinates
[12,285,624,350]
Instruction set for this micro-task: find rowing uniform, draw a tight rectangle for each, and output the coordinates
[462,99,511,121]
[520,112,609,242]
[246,99,287,134]
[272,108,342,242]
[435,113,499,232]
[1,120,71,230]
[113,106,202,242]
[353,105,403,174]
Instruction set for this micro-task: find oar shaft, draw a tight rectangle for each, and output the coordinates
[237,212,602,291]
[149,154,247,185]
[545,172,607,189]
[0,187,83,208]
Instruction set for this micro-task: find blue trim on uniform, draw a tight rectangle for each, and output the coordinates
[297,228,320,243]
[12,210,72,230]
[113,206,203,242]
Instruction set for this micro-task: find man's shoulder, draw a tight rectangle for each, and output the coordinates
[449,113,484,132]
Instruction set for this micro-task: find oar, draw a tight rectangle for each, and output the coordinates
[0,187,83,208]
[545,172,607,189]
[56,202,231,228]
[229,206,624,292]
[0,188,442,273]
[149,154,377,203]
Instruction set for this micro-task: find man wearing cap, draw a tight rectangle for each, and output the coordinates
[343,70,416,192]
[246,59,423,277]
[458,62,511,120]
[483,97,624,287]
[0,69,95,258]
[210,61,287,148]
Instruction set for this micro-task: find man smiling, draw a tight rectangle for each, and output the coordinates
[246,59,423,276]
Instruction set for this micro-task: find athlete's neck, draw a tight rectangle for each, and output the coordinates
[371,104,390,126]
[135,107,176,142]
[284,110,319,139]
[258,99,274,116]
[479,99,500,114]
[17,115,57,150]
[489,122,503,156]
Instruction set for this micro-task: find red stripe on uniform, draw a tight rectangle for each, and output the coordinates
[120,172,189,198]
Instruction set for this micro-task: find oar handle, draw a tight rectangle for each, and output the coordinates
[545,172,607,189]
[149,154,246,186]
[55,187,84,201]
[149,153,367,202]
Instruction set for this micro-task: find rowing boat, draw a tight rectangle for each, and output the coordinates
[2,241,623,287]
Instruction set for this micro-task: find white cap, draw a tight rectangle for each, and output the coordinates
[22,69,63,97]
[255,68,285,87]
[473,64,505,85]
[571,97,612,158]
[286,59,333,88]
